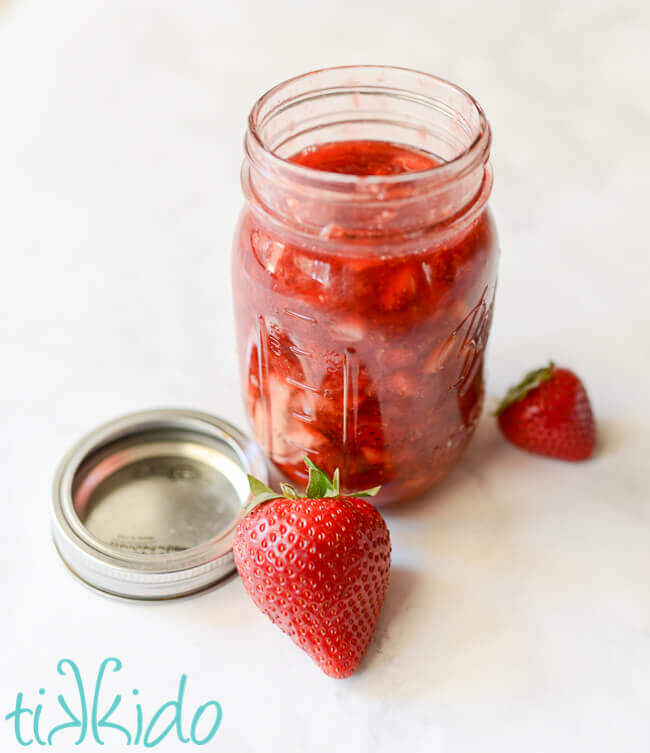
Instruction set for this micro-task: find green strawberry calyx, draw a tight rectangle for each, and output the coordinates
[496,361,555,415]
[245,457,380,511]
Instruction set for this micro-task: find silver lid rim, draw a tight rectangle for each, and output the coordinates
[51,408,266,600]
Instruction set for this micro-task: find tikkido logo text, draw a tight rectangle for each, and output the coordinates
[4,658,222,747]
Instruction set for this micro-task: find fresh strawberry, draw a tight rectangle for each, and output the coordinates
[496,362,596,461]
[233,458,391,678]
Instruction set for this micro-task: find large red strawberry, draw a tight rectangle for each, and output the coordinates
[496,362,596,461]
[233,458,391,678]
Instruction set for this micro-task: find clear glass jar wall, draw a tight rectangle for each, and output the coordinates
[232,66,499,504]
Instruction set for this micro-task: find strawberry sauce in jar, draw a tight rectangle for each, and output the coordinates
[232,66,498,504]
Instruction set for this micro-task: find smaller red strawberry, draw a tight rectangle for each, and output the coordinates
[496,362,596,461]
[233,458,391,679]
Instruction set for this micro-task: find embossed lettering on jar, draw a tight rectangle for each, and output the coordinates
[232,66,499,504]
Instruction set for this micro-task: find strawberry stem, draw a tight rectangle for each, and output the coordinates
[496,362,555,415]
[244,458,380,512]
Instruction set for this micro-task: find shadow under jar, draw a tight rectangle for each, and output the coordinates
[232,66,499,505]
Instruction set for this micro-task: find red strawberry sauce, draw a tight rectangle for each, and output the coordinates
[233,140,499,503]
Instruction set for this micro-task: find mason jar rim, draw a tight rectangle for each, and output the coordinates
[245,64,491,191]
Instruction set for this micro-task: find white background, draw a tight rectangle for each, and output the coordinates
[2,0,650,750]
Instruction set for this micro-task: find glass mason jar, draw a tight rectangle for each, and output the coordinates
[232,66,499,505]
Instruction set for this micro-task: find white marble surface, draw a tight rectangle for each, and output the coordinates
[1,0,650,750]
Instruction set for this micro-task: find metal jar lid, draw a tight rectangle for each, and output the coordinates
[52,408,267,601]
